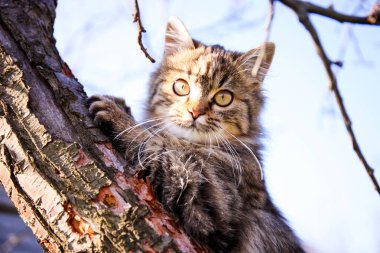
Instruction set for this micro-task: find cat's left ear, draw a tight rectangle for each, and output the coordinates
[164,16,195,57]
[237,42,275,82]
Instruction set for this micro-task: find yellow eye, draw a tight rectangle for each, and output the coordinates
[213,90,233,107]
[173,79,190,96]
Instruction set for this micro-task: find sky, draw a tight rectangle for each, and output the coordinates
[53,0,380,252]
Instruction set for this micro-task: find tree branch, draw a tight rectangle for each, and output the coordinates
[133,0,156,63]
[0,0,202,251]
[279,0,380,25]
[276,0,380,195]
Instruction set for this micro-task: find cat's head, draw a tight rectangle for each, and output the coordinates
[147,17,275,144]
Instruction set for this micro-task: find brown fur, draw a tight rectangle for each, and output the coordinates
[88,17,304,253]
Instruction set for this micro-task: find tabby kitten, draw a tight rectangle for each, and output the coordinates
[88,17,304,253]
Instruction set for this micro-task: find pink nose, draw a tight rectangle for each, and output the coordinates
[188,107,205,120]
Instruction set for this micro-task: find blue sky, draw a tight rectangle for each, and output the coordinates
[54,1,380,252]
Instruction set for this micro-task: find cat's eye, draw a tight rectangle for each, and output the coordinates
[173,79,190,96]
[213,90,233,107]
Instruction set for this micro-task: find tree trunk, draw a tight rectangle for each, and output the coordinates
[0,1,202,252]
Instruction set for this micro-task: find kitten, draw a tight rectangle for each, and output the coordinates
[88,17,304,253]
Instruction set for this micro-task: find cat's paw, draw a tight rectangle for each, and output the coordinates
[87,95,133,134]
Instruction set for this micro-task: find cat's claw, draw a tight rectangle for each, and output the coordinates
[87,95,131,116]
[87,95,132,134]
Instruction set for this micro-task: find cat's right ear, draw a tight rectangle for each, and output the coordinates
[237,42,275,83]
[164,16,195,57]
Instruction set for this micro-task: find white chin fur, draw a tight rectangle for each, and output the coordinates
[166,121,213,143]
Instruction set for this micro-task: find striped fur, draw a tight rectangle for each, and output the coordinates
[88,17,304,252]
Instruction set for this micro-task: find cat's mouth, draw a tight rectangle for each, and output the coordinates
[174,118,205,131]
[174,122,199,132]
[183,120,199,129]
[166,118,212,143]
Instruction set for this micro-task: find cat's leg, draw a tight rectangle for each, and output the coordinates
[88,95,133,134]
[144,153,242,252]
[87,95,150,162]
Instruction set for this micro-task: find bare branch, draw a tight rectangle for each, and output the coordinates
[279,0,380,25]
[266,0,275,37]
[277,0,380,195]
[252,0,275,77]
[133,0,155,63]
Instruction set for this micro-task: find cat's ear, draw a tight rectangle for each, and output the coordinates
[237,42,275,82]
[164,16,195,57]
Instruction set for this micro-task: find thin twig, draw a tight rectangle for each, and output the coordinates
[133,0,155,63]
[277,0,380,195]
[336,0,372,72]
[266,0,275,38]
[252,0,275,77]
[279,0,380,25]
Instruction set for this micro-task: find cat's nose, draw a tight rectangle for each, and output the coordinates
[188,107,205,120]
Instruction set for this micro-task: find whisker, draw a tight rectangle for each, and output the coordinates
[114,116,167,140]
[137,122,174,170]
[214,131,221,148]
[223,135,243,184]
[207,132,212,159]
[142,149,176,166]
[222,128,264,180]
[215,131,242,184]
[125,120,167,149]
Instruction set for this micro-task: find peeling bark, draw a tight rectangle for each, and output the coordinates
[0,1,203,252]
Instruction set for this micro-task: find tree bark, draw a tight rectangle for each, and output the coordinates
[0,1,202,252]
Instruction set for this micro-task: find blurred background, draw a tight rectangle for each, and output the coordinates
[1,0,379,252]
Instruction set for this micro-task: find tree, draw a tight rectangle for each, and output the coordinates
[0,1,203,252]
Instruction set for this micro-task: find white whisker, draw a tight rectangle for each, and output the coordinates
[207,132,212,159]
[125,120,167,151]
[142,149,176,167]
[137,122,175,170]
[114,116,166,141]
[215,131,242,184]
[222,128,264,180]
[223,135,243,184]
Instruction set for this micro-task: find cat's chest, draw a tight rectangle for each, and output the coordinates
[165,141,239,168]
[163,140,262,179]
